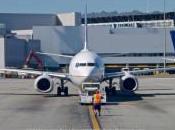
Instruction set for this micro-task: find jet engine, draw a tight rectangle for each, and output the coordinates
[119,74,138,92]
[34,75,54,93]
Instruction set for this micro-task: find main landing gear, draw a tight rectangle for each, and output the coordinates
[57,79,68,96]
[105,78,116,96]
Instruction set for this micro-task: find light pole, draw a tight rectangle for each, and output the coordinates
[163,0,166,72]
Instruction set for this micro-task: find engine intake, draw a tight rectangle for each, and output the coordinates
[120,74,138,92]
[34,75,54,93]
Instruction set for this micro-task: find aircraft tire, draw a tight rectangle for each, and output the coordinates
[112,86,116,95]
[57,87,61,96]
[64,87,68,96]
[105,86,109,96]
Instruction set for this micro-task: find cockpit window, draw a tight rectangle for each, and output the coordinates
[76,63,86,67]
[87,63,95,66]
[79,63,86,66]
[75,63,96,67]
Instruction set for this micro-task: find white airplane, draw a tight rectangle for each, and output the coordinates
[163,58,175,62]
[0,6,173,96]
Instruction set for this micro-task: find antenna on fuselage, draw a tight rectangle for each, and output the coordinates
[83,3,88,51]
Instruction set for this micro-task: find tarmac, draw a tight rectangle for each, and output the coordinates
[0,77,175,130]
[99,77,175,130]
[0,79,91,130]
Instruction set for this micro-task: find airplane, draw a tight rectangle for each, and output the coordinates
[163,57,175,62]
[0,5,174,96]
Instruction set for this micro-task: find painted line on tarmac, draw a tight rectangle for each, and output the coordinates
[88,106,101,130]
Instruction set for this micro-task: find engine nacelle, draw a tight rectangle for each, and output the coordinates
[120,74,138,92]
[34,75,54,93]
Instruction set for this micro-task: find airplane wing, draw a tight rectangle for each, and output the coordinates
[104,71,124,80]
[36,52,74,58]
[0,68,69,80]
[104,67,175,80]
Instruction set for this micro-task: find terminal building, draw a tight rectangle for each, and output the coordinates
[0,11,175,71]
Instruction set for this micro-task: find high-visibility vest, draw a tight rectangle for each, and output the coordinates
[93,93,102,104]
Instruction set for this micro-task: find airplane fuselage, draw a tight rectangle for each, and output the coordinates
[69,49,104,85]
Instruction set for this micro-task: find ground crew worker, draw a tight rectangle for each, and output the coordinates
[92,90,103,116]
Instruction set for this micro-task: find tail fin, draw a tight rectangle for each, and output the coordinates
[83,3,88,51]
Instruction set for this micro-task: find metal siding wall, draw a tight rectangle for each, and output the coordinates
[33,26,83,65]
[26,40,41,54]
[87,26,175,64]
[88,26,174,53]
[33,26,175,64]
[5,38,26,67]
[103,57,167,64]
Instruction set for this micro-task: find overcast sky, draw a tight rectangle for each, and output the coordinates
[0,0,174,14]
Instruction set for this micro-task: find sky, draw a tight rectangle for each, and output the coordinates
[0,0,174,14]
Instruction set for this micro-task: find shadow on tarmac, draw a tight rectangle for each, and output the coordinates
[0,93,79,97]
[44,94,79,98]
[106,90,175,105]
[0,93,46,96]
[106,91,141,105]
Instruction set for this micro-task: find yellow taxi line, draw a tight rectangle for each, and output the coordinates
[88,106,101,130]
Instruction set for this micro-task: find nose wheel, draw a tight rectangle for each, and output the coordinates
[57,86,68,96]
